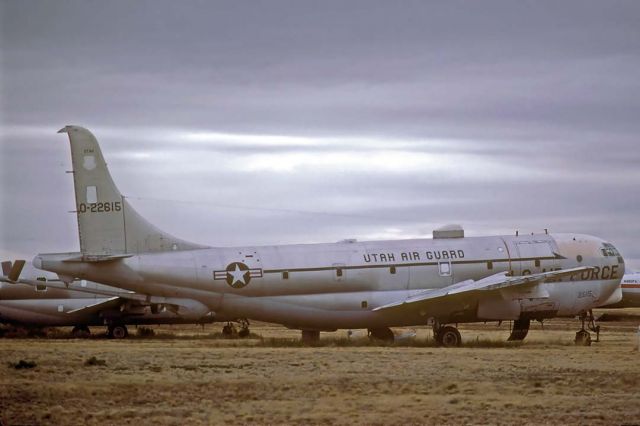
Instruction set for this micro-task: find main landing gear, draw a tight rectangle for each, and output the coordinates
[71,325,91,338]
[107,324,128,339]
[575,309,600,346]
[433,324,462,347]
[222,319,251,338]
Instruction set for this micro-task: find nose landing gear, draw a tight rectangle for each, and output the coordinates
[575,310,600,346]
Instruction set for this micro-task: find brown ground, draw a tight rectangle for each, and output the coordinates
[2,309,640,425]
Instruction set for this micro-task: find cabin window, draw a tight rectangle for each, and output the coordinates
[336,268,343,277]
[487,261,493,270]
[576,255,583,263]
[534,259,540,267]
[361,301,368,309]
[35,284,47,292]
[282,271,289,280]
[390,266,396,274]
[438,261,451,276]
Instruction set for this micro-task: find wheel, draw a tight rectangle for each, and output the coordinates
[437,326,462,347]
[222,324,236,337]
[238,327,250,338]
[368,327,395,342]
[575,330,592,346]
[71,325,91,338]
[109,325,128,339]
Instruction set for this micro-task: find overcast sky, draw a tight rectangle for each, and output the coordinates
[1,1,639,270]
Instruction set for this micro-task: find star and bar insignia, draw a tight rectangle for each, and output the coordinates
[214,262,263,288]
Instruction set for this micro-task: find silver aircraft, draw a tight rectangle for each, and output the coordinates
[33,126,624,346]
[0,260,216,338]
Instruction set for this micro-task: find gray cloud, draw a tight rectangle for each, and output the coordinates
[2,1,640,269]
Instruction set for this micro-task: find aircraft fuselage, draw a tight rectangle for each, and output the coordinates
[35,232,623,331]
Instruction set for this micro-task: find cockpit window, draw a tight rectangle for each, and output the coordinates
[601,243,620,257]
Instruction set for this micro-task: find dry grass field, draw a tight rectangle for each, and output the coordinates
[2,309,640,425]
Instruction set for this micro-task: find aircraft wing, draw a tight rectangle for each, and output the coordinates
[373,266,594,312]
[16,278,148,302]
[66,297,123,314]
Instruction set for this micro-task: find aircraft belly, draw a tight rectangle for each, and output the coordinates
[219,290,434,329]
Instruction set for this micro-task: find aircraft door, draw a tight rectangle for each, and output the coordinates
[515,240,558,275]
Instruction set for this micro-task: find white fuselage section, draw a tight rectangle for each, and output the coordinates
[35,232,623,331]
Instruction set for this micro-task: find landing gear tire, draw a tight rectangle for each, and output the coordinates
[435,326,461,347]
[301,330,320,343]
[71,325,91,338]
[108,324,128,339]
[368,327,395,343]
[238,319,250,338]
[222,323,236,337]
[575,330,592,346]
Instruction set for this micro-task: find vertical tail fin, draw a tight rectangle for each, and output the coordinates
[58,125,206,255]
